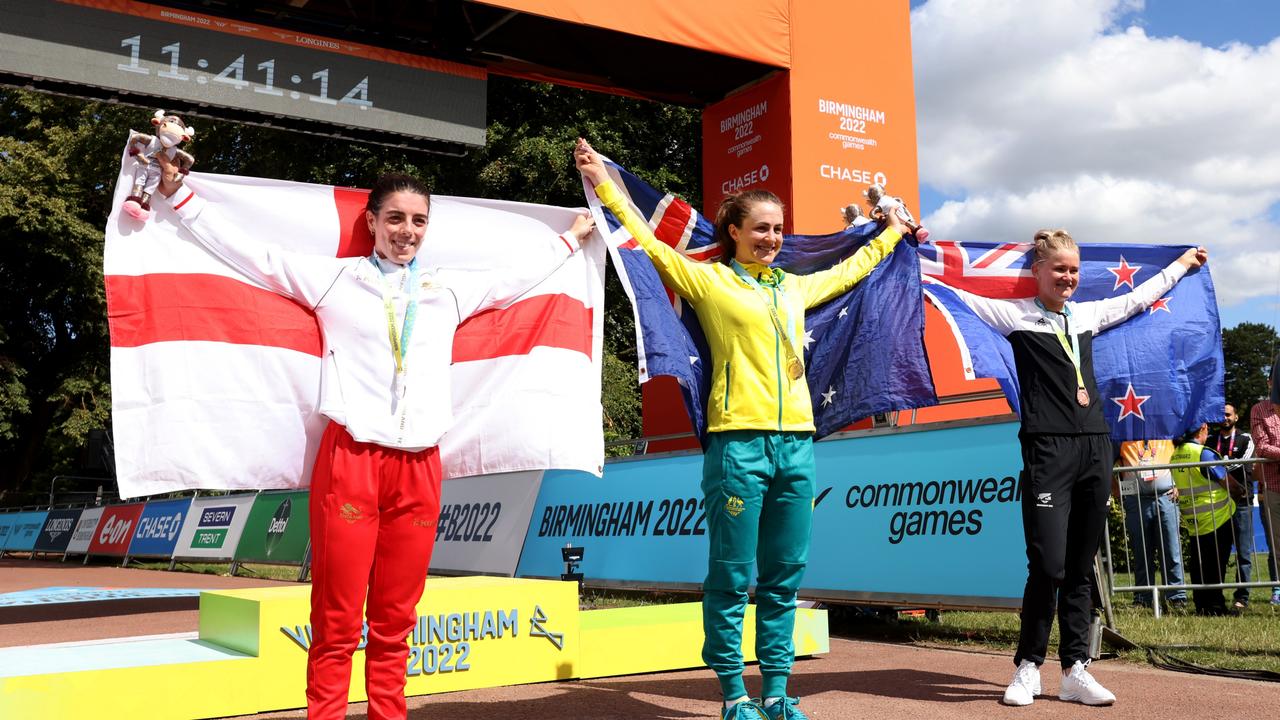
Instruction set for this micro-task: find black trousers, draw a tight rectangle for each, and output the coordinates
[1186,520,1233,615]
[1014,433,1112,669]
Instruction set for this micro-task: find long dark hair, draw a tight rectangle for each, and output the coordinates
[366,173,431,216]
[713,189,784,265]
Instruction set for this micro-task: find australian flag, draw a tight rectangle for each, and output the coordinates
[584,161,936,441]
[920,241,1225,441]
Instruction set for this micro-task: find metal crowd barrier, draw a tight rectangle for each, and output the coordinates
[1104,456,1278,618]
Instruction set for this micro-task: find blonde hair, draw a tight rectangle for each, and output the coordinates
[1032,228,1077,264]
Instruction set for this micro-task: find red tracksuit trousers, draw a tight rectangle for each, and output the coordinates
[306,421,442,719]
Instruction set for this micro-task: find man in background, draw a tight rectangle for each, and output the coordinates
[1210,403,1254,609]
[1251,363,1280,607]
[1113,439,1186,610]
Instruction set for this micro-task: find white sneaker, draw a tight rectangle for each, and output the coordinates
[1058,660,1116,706]
[1002,659,1041,706]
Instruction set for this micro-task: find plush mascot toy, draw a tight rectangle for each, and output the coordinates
[841,203,872,228]
[864,182,930,243]
[122,110,196,221]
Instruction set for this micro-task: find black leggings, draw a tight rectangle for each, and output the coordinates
[1014,433,1112,668]
[1185,520,1233,615]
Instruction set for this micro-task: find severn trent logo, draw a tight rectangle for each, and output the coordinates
[265,498,291,557]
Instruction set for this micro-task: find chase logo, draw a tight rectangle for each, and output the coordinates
[135,512,184,541]
[725,496,745,518]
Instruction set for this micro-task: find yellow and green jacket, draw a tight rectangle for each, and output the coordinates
[596,180,903,434]
[1170,442,1236,536]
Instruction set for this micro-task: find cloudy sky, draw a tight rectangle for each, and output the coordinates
[909,0,1280,329]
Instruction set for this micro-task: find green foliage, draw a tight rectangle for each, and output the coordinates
[1221,322,1279,415]
[602,351,642,457]
[0,77,701,491]
[0,90,134,488]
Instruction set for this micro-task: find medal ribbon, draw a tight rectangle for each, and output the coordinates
[372,254,420,376]
[731,260,804,377]
[1215,428,1234,457]
[1034,299,1086,392]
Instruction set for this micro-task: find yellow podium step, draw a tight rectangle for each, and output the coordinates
[0,577,828,718]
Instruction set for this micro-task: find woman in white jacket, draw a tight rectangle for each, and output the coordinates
[154,155,593,720]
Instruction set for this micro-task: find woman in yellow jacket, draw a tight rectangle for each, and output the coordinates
[577,139,907,720]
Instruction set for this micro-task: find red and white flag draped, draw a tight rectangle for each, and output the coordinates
[105,154,605,499]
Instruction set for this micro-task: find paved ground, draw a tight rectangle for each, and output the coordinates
[243,639,1280,719]
[4,558,1278,719]
[0,558,294,647]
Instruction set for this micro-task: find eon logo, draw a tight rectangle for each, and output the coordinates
[265,498,292,557]
[98,516,134,545]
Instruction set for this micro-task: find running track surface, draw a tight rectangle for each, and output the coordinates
[3,560,1277,719]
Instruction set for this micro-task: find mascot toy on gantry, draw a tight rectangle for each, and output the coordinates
[122,110,196,221]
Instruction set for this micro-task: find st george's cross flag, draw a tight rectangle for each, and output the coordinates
[920,241,1225,441]
[106,150,606,499]
[583,160,936,441]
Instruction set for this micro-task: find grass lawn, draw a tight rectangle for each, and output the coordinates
[830,582,1280,675]
[134,560,305,581]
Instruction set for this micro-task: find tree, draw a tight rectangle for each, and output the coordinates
[0,77,700,491]
[0,90,130,492]
[1221,322,1279,415]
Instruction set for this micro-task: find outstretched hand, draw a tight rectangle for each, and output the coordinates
[1177,246,1209,270]
[574,138,609,187]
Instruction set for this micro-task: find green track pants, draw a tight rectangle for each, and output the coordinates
[701,430,815,700]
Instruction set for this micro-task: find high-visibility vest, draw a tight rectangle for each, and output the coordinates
[1170,442,1236,536]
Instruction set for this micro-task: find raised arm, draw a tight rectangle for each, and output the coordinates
[926,281,1026,337]
[790,225,904,309]
[155,154,343,309]
[1077,247,1206,334]
[576,139,714,302]
[447,217,587,320]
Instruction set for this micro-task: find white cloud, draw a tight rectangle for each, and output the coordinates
[912,0,1280,307]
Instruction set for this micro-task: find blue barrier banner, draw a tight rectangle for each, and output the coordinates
[805,421,1025,602]
[34,508,84,553]
[516,460,709,585]
[2,511,50,552]
[127,498,193,558]
[517,421,1028,605]
[0,514,18,551]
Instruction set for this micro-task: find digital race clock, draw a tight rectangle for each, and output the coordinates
[0,0,487,148]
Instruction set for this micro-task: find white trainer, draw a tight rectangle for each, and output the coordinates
[1002,659,1041,706]
[1058,660,1116,706]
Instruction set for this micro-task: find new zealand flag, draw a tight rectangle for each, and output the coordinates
[585,161,936,441]
[919,241,1225,440]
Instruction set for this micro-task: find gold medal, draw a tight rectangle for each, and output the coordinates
[788,358,804,380]
[1076,387,1090,407]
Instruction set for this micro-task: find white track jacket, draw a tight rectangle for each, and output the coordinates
[164,185,580,451]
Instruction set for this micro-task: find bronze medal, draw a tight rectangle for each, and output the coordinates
[788,358,804,380]
[1076,387,1090,407]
